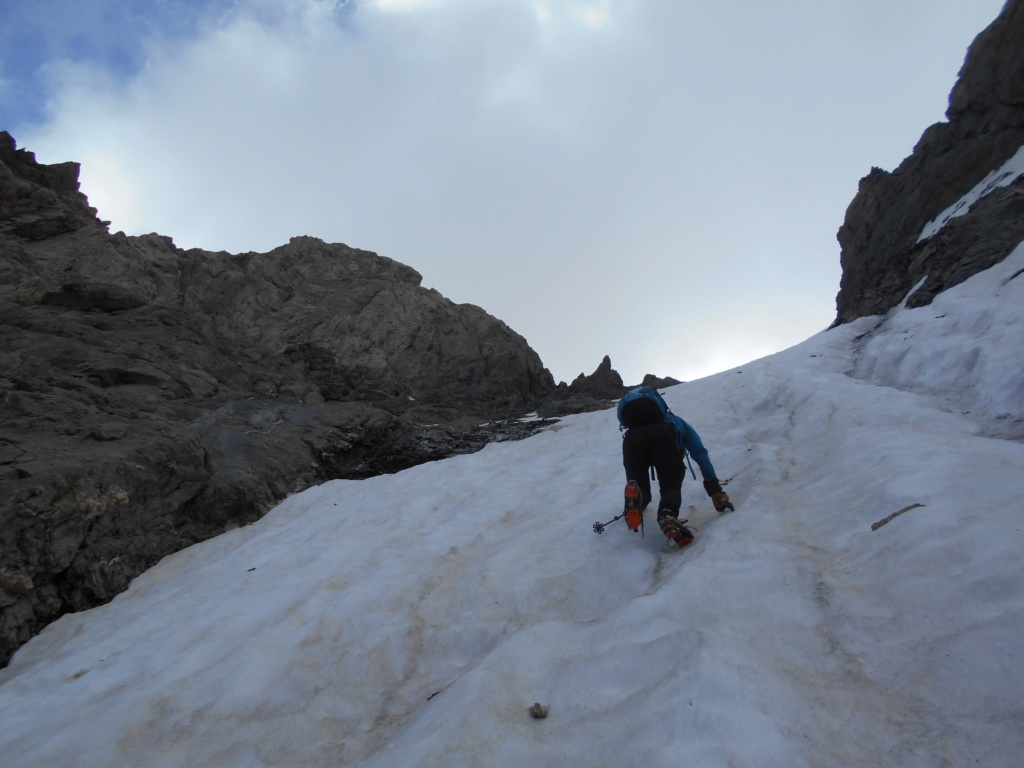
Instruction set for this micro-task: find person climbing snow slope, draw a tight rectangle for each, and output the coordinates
[618,386,733,547]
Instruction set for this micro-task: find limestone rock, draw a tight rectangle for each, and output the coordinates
[534,357,684,418]
[568,355,625,399]
[536,355,622,417]
[835,0,1024,324]
[642,374,682,389]
[0,131,100,240]
[0,134,557,665]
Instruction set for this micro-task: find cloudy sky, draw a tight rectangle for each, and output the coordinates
[0,0,1007,385]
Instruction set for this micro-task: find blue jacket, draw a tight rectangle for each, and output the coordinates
[671,416,717,481]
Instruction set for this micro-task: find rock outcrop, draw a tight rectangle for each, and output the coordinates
[535,356,681,418]
[0,132,556,665]
[642,373,682,389]
[567,355,625,399]
[536,355,624,417]
[835,0,1024,323]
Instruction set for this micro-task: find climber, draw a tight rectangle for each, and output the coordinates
[618,386,733,547]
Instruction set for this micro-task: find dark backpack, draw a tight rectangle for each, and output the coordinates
[617,386,689,454]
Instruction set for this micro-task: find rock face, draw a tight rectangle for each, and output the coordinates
[0,132,556,665]
[835,0,1024,323]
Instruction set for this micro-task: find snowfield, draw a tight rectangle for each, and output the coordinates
[2,245,1023,768]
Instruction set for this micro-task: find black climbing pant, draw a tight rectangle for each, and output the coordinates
[622,421,685,516]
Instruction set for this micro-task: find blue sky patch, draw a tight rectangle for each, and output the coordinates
[0,0,235,130]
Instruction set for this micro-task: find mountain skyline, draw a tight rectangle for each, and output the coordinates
[0,0,1007,384]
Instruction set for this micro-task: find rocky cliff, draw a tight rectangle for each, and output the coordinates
[835,0,1024,323]
[0,133,560,664]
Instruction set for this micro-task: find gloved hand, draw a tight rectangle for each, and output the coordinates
[704,479,735,512]
[712,492,734,513]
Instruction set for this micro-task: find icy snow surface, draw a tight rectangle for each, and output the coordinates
[918,144,1024,242]
[2,247,1023,768]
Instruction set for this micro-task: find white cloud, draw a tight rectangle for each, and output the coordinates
[373,0,444,10]
[579,1,611,29]
[21,0,1008,384]
[529,0,614,30]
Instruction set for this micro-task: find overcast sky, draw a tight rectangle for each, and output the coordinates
[0,0,1008,385]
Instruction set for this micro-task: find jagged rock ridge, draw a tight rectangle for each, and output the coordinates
[535,355,681,418]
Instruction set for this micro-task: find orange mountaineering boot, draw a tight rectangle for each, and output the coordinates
[624,480,644,533]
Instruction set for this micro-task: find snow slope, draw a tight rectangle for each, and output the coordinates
[2,247,1023,768]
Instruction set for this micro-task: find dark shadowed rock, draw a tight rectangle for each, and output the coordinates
[536,355,624,417]
[835,0,1024,324]
[642,374,682,389]
[40,282,148,312]
[534,357,679,418]
[0,131,100,240]
[0,133,557,665]
[568,355,625,399]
